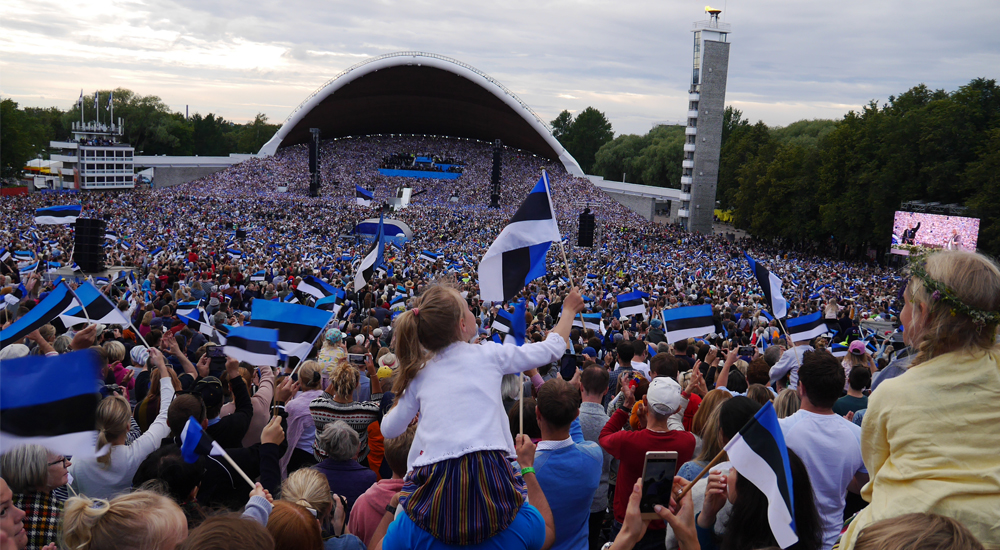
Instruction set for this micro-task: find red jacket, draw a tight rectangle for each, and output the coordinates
[599,409,695,525]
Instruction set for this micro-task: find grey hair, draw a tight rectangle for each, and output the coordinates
[0,444,50,492]
[763,345,782,367]
[501,374,522,401]
[314,421,360,461]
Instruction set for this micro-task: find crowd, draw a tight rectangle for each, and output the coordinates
[1,134,998,550]
[891,211,980,252]
[380,152,464,174]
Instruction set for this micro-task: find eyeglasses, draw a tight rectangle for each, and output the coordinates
[48,457,70,468]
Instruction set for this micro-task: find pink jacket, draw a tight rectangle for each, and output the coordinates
[111,362,135,391]
[347,478,405,547]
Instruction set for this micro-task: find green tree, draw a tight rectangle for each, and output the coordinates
[551,107,614,174]
[234,113,279,154]
[965,128,1000,257]
[0,98,33,179]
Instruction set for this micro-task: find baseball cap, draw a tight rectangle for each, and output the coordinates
[376,365,393,380]
[848,340,866,356]
[646,377,683,415]
[192,376,224,408]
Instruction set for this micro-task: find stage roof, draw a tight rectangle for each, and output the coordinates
[259,52,583,176]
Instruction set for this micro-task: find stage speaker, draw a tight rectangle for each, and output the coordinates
[578,209,595,247]
[490,139,502,208]
[236,229,247,240]
[308,128,321,198]
[74,218,106,273]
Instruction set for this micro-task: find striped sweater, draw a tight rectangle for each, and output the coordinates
[309,393,383,462]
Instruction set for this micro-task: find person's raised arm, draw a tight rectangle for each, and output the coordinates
[551,287,585,345]
[717,348,737,391]
[517,434,556,550]
[27,329,56,356]
[365,354,382,396]
[163,332,197,379]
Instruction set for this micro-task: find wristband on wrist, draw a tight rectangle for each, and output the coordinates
[520,466,536,476]
[385,503,397,516]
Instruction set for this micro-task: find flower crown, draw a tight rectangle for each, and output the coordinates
[908,256,1000,329]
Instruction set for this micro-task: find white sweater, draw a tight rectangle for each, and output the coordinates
[70,377,175,499]
[381,333,566,470]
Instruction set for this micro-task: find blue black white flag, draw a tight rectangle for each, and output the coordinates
[616,292,646,318]
[723,401,798,548]
[3,284,27,306]
[356,185,374,206]
[418,250,440,263]
[61,281,132,327]
[105,230,119,242]
[0,248,9,262]
[0,349,104,458]
[224,325,279,367]
[34,205,81,225]
[176,300,201,318]
[180,416,225,464]
[478,173,561,302]
[298,275,338,300]
[572,312,604,332]
[227,249,243,260]
[784,311,830,342]
[19,262,38,274]
[251,270,266,282]
[662,305,715,345]
[178,309,216,338]
[493,308,514,334]
[354,212,385,291]
[0,282,78,348]
[746,255,788,319]
[250,299,333,360]
[14,250,34,262]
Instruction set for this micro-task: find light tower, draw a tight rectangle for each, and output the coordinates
[678,6,731,234]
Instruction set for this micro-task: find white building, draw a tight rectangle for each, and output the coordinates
[50,120,135,190]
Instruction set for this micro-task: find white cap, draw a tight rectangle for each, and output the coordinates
[646,378,683,415]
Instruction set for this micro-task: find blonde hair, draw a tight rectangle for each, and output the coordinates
[326,362,360,400]
[854,512,984,550]
[297,361,323,390]
[95,395,131,467]
[62,491,187,550]
[693,404,727,465]
[773,388,801,419]
[905,251,1000,366]
[281,468,333,518]
[690,389,731,437]
[141,311,154,326]
[392,283,466,397]
[103,341,126,365]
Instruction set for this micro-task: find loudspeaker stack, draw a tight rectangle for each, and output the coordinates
[578,209,596,247]
[74,218,106,273]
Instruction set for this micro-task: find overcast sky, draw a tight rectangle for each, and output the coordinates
[2,0,998,136]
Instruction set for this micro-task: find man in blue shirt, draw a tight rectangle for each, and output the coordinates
[534,378,603,550]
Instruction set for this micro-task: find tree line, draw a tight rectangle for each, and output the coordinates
[552,78,1000,258]
[1,88,279,179]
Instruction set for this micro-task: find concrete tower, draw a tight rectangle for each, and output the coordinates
[678,7,731,234]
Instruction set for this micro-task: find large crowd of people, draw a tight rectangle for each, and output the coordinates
[1,134,998,550]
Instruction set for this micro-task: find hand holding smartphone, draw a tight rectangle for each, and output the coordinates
[640,451,678,520]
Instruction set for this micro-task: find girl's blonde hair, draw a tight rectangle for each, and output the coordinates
[297,361,323,390]
[326,362,360,400]
[854,512,984,550]
[774,388,801,419]
[281,468,334,518]
[690,389,731,437]
[693,404,727,465]
[62,491,187,550]
[103,341,126,364]
[95,395,131,467]
[906,250,1000,366]
[392,283,466,396]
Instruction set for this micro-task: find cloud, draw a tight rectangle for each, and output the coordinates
[2,0,997,133]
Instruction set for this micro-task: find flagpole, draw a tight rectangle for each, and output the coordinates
[519,373,525,436]
[557,241,587,352]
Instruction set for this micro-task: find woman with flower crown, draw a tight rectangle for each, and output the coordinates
[840,250,1000,549]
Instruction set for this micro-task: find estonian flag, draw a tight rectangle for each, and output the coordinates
[180,416,225,464]
[830,343,849,358]
[746,255,788,319]
[19,261,38,274]
[0,248,9,262]
[251,270,266,282]
[572,312,604,332]
[150,246,164,258]
[493,309,514,334]
[176,300,202,318]
[0,282,78,347]
[418,250,440,263]
[354,212,385,291]
[14,250,34,262]
[661,305,715,344]
[224,325,279,367]
[3,283,27,306]
[179,310,216,338]
[60,281,132,327]
[227,249,243,260]
[356,185,374,206]
[723,401,798,548]
[478,173,561,302]
[34,205,82,225]
[505,299,527,346]
[298,275,337,300]
[315,292,344,316]
[617,292,646,318]
[0,349,104,459]
[105,230,119,242]
[250,299,333,360]
[784,311,830,343]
